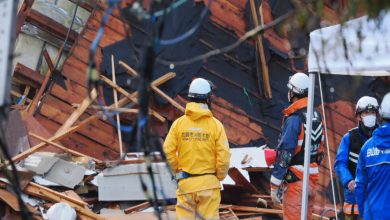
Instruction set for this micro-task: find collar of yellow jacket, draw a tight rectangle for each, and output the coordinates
[185,102,212,120]
[282,97,308,116]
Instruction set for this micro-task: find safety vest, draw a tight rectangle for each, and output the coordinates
[289,108,324,166]
[347,128,364,177]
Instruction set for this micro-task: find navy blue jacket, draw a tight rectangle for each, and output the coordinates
[355,122,390,220]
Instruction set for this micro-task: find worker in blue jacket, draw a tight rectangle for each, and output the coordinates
[334,96,379,220]
[355,92,390,220]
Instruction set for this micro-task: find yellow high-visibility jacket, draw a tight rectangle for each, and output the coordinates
[163,102,231,195]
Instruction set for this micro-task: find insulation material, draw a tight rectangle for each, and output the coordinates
[44,159,86,188]
[12,33,44,71]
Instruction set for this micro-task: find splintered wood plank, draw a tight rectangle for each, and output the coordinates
[39,95,119,151]
[111,55,124,157]
[230,205,282,215]
[228,167,260,194]
[35,115,119,160]
[29,133,103,164]
[55,89,98,135]
[124,202,151,214]
[13,63,44,88]
[100,75,165,122]
[120,61,185,113]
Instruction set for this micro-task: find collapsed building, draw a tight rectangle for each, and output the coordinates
[1,0,389,219]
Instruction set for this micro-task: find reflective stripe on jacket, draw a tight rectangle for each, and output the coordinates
[335,128,368,204]
[271,98,324,186]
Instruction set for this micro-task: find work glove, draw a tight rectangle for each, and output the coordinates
[270,185,282,206]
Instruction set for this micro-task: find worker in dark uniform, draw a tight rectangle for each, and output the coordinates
[270,72,325,220]
[335,96,379,220]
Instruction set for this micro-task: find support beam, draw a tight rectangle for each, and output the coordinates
[100,75,166,122]
[26,9,78,43]
[13,63,44,88]
[111,55,124,157]
[119,61,185,112]
[27,47,63,114]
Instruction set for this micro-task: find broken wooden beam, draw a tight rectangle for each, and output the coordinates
[111,55,124,157]
[9,72,177,165]
[119,60,185,112]
[124,202,151,214]
[13,63,44,89]
[29,132,103,164]
[9,114,99,164]
[228,167,260,194]
[26,9,78,43]
[100,75,166,122]
[55,89,98,135]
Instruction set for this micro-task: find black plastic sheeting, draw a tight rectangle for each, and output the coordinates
[99,0,387,148]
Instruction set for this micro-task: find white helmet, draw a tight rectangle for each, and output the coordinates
[287,72,309,95]
[379,92,390,119]
[188,78,212,99]
[355,96,379,114]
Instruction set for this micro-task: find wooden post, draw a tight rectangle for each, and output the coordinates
[55,89,98,135]
[111,55,124,157]
[249,0,272,99]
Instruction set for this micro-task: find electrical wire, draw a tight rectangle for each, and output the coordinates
[153,0,188,17]
[33,0,81,115]
[158,0,213,46]
[53,0,80,71]
[317,72,339,220]
[156,11,293,66]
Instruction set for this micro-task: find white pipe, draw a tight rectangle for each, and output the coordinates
[301,72,315,220]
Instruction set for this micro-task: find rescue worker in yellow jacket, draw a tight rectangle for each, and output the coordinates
[163,78,231,220]
[270,73,325,220]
